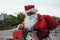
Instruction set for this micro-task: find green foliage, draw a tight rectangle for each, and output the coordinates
[5,13,25,26]
[17,12,25,24]
[52,16,60,25]
[0,12,25,30]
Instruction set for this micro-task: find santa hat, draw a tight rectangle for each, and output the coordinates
[24,5,38,13]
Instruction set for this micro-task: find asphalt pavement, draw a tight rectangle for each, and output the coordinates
[0,28,60,40]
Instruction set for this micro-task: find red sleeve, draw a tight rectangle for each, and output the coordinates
[33,14,48,30]
[43,15,58,30]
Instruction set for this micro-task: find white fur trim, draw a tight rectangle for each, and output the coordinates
[25,8,38,13]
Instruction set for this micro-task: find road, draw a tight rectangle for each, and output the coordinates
[0,28,60,40]
[0,28,15,40]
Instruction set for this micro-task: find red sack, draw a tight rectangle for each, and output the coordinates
[13,30,23,40]
[43,15,58,30]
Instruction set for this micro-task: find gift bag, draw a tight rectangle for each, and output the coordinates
[13,30,23,40]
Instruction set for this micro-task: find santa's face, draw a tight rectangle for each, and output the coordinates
[27,12,36,16]
[24,13,37,30]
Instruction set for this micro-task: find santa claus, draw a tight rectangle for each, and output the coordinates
[16,5,58,40]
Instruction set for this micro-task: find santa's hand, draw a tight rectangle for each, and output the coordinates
[28,32,32,36]
[18,24,24,30]
[26,32,32,40]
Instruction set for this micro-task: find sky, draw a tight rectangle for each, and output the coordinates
[0,0,60,17]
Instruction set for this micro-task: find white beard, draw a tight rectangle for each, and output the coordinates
[24,14,37,30]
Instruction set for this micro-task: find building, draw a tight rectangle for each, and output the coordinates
[0,13,7,24]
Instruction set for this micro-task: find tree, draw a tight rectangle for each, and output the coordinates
[17,12,25,24]
[52,16,60,25]
[5,13,25,26]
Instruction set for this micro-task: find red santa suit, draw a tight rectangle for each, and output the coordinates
[24,5,58,40]
[33,14,48,39]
